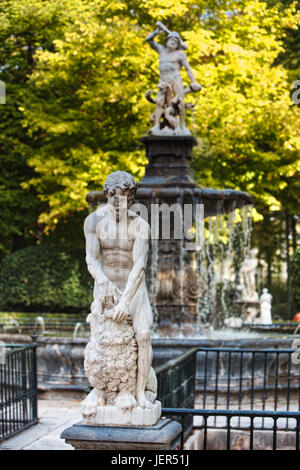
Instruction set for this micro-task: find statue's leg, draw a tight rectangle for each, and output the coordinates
[135,331,153,408]
[178,97,186,129]
[131,284,153,409]
[173,80,186,129]
[153,89,165,130]
[145,366,158,403]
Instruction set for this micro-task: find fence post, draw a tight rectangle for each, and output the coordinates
[31,339,38,422]
[21,348,28,423]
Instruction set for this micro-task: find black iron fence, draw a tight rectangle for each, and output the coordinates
[0,343,38,441]
[162,408,300,450]
[155,348,197,437]
[196,347,300,426]
[156,345,300,447]
[156,347,198,408]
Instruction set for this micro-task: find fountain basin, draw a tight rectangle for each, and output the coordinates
[87,187,253,219]
[87,136,254,218]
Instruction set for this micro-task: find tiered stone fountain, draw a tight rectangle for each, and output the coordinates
[87,19,254,338]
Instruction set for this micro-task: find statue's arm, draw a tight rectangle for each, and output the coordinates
[146,28,164,54]
[112,222,150,321]
[180,51,197,84]
[121,238,148,307]
[84,213,110,285]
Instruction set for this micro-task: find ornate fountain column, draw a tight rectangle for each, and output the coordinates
[135,136,200,337]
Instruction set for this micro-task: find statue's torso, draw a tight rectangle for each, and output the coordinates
[95,212,135,290]
[159,49,182,81]
[101,242,133,290]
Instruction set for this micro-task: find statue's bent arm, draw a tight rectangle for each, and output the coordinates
[84,213,110,286]
[146,28,164,54]
[119,229,150,309]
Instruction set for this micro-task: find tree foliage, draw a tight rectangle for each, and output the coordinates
[0,245,93,312]
[0,0,87,255]
[0,0,300,250]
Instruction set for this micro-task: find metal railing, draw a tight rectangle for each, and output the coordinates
[0,344,38,441]
[155,348,198,437]
[162,408,300,450]
[156,347,198,408]
[156,346,300,449]
[0,315,88,334]
[196,347,300,424]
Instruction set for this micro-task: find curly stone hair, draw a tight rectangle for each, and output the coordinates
[103,171,137,196]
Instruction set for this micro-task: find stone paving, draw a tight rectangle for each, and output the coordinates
[0,399,82,450]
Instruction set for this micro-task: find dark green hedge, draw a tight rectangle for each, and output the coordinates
[0,246,93,312]
[291,248,300,313]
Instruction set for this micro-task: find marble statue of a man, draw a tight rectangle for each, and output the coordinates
[81,171,160,426]
[146,22,201,135]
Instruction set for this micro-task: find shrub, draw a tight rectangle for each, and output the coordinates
[0,246,93,312]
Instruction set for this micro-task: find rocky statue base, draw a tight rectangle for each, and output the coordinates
[61,418,182,451]
[82,401,161,427]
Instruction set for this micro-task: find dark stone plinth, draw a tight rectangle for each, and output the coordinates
[61,418,182,450]
[139,135,197,188]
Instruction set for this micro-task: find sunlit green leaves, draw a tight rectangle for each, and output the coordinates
[1,0,300,247]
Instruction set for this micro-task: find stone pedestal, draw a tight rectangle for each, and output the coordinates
[61,418,182,450]
[139,135,197,188]
[82,401,161,427]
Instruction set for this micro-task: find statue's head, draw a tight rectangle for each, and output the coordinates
[103,171,137,214]
[166,32,181,50]
[250,247,259,256]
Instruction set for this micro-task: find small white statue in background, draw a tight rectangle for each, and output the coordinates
[146,21,202,135]
[240,248,259,302]
[260,288,272,325]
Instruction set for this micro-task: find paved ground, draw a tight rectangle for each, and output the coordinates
[0,399,82,450]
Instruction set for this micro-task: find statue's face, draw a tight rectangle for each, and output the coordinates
[166,37,179,51]
[107,187,135,219]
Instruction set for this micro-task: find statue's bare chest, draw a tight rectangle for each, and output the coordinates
[160,50,181,68]
[95,218,135,251]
